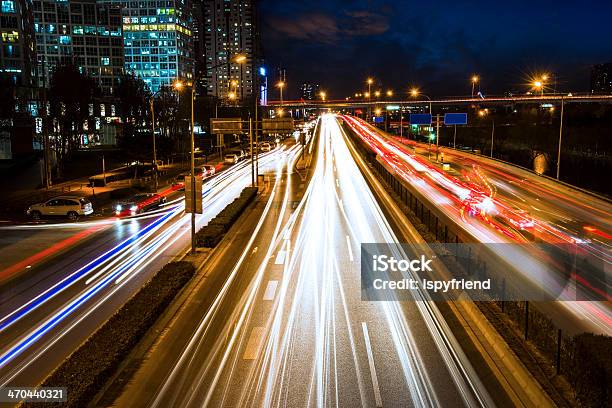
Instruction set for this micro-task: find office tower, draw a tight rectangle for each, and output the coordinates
[101,0,194,92]
[33,0,123,93]
[0,0,37,86]
[202,0,261,103]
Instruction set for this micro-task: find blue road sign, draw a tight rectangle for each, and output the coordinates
[444,113,468,125]
[373,116,384,123]
[409,113,432,125]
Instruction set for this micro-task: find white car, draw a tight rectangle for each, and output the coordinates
[202,164,216,177]
[27,196,93,220]
[260,142,272,152]
[224,153,239,164]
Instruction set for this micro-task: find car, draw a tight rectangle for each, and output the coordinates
[172,173,188,190]
[114,193,167,216]
[224,153,240,164]
[260,142,273,152]
[202,164,216,177]
[27,196,93,221]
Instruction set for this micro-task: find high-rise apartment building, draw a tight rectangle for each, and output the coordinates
[0,0,37,86]
[101,0,194,92]
[32,0,123,93]
[300,82,319,100]
[202,0,260,103]
[591,63,612,95]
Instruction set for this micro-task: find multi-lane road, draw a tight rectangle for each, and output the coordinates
[0,146,287,390]
[342,115,611,335]
[112,115,500,407]
[0,113,609,407]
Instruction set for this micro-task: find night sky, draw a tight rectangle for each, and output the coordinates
[260,0,612,99]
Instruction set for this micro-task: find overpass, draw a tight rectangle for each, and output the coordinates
[265,94,612,110]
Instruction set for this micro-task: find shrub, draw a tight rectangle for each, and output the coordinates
[195,187,258,248]
[34,261,195,408]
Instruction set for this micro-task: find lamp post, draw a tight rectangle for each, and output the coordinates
[471,75,479,97]
[173,54,246,254]
[410,88,432,114]
[276,81,285,105]
[556,96,564,180]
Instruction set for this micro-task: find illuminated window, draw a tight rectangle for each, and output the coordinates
[1,0,15,13]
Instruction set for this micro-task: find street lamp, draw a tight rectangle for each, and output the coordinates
[410,88,432,114]
[533,80,544,96]
[170,54,245,254]
[386,90,393,98]
[471,75,479,97]
[276,81,285,105]
[320,91,327,101]
[374,90,381,99]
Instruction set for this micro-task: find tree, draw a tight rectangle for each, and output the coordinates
[48,64,100,177]
[115,72,151,139]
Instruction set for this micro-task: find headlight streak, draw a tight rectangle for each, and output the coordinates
[149,144,301,408]
[0,149,287,379]
[342,115,611,334]
[158,115,490,407]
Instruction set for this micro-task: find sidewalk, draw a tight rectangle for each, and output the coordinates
[0,154,223,222]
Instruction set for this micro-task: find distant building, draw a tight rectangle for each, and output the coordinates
[301,82,319,100]
[100,0,194,92]
[0,0,37,86]
[33,0,123,94]
[591,63,612,94]
[202,0,261,103]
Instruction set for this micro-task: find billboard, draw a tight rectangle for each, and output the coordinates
[444,113,468,125]
[409,114,432,125]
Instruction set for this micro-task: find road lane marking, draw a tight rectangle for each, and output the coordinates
[274,250,286,264]
[243,326,265,360]
[346,235,354,262]
[252,246,258,254]
[263,280,278,300]
[336,178,340,187]
[362,322,383,407]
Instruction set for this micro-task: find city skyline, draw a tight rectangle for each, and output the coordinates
[261,0,612,98]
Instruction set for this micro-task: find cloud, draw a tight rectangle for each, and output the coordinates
[269,10,389,44]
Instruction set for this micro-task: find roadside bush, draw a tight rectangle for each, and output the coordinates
[34,261,195,408]
[195,187,257,247]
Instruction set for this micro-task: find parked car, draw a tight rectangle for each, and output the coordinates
[27,196,93,221]
[114,193,167,216]
[260,142,273,152]
[224,153,240,164]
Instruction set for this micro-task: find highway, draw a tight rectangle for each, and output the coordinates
[0,146,287,390]
[341,115,611,335]
[113,115,498,408]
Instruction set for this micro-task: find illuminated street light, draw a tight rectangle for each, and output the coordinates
[410,88,432,114]
[320,91,327,101]
[374,108,382,116]
[173,80,183,90]
[374,90,381,98]
[471,75,479,96]
[228,91,236,100]
[364,91,370,98]
[276,80,286,104]
[386,90,393,97]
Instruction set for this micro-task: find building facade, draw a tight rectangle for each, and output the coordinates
[100,0,194,92]
[1,0,37,86]
[202,0,260,103]
[32,0,123,94]
[591,63,612,94]
[300,82,319,100]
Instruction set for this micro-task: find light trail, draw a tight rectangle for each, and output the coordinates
[342,115,611,334]
[147,115,491,407]
[0,148,286,381]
